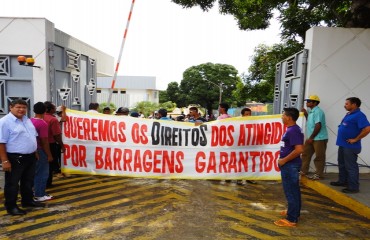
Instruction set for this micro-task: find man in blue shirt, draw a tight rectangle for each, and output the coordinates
[330,97,370,193]
[0,99,44,215]
[157,108,173,121]
[301,95,328,180]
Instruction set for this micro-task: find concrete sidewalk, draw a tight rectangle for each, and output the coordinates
[0,169,369,219]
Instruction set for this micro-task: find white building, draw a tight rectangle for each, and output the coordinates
[0,17,114,116]
[0,17,158,115]
[97,76,159,109]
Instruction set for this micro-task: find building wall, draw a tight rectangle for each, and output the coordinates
[97,76,159,109]
[304,27,370,173]
[0,17,114,116]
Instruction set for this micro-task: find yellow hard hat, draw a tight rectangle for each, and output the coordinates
[305,95,320,102]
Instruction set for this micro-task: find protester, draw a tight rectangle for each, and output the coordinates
[55,105,67,124]
[130,111,140,118]
[115,107,129,116]
[300,95,328,180]
[241,107,252,117]
[87,102,99,113]
[31,102,54,202]
[274,107,304,227]
[188,106,207,125]
[102,107,111,114]
[217,103,232,184]
[175,115,185,122]
[330,97,370,193]
[157,109,172,121]
[0,99,44,215]
[217,103,231,120]
[44,101,65,188]
[55,105,68,178]
[148,111,157,119]
[238,107,255,186]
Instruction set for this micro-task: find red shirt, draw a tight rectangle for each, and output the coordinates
[31,118,49,149]
[43,113,62,143]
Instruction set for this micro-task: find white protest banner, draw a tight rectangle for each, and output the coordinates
[62,110,304,180]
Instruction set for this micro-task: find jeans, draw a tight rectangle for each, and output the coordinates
[280,162,301,223]
[34,149,50,197]
[4,153,36,209]
[337,146,361,191]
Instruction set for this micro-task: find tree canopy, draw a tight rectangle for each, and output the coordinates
[241,40,304,102]
[172,0,370,41]
[173,62,241,114]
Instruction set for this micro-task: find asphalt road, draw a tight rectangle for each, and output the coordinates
[0,175,369,239]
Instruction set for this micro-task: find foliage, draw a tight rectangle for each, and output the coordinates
[179,62,241,115]
[132,101,177,117]
[172,0,370,41]
[98,102,117,114]
[242,40,304,102]
[162,82,187,107]
[159,101,177,112]
[132,101,159,117]
[159,90,169,103]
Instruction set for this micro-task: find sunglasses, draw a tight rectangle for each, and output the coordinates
[306,100,313,103]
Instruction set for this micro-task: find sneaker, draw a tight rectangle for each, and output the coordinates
[308,173,321,180]
[274,218,297,227]
[34,195,54,202]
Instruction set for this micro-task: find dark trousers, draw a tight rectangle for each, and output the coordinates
[337,146,361,191]
[47,143,61,187]
[4,153,36,209]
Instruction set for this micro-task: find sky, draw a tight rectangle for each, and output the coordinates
[0,0,281,90]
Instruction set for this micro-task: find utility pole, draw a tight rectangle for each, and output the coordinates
[202,78,223,104]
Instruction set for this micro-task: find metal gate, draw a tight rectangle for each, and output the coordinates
[273,49,308,114]
[0,45,97,117]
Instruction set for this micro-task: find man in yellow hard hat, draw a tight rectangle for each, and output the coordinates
[300,95,328,180]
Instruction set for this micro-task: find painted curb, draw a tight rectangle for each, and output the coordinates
[301,177,370,220]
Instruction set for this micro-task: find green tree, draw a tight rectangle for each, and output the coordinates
[159,101,177,112]
[242,40,304,102]
[179,62,241,115]
[172,0,370,41]
[159,90,169,103]
[133,101,159,117]
[164,82,187,107]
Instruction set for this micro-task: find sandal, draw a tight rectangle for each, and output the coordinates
[274,219,297,227]
[280,210,287,216]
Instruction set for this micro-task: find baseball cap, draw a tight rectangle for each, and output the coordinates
[115,107,129,114]
[305,95,320,102]
[130,111,139,117]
